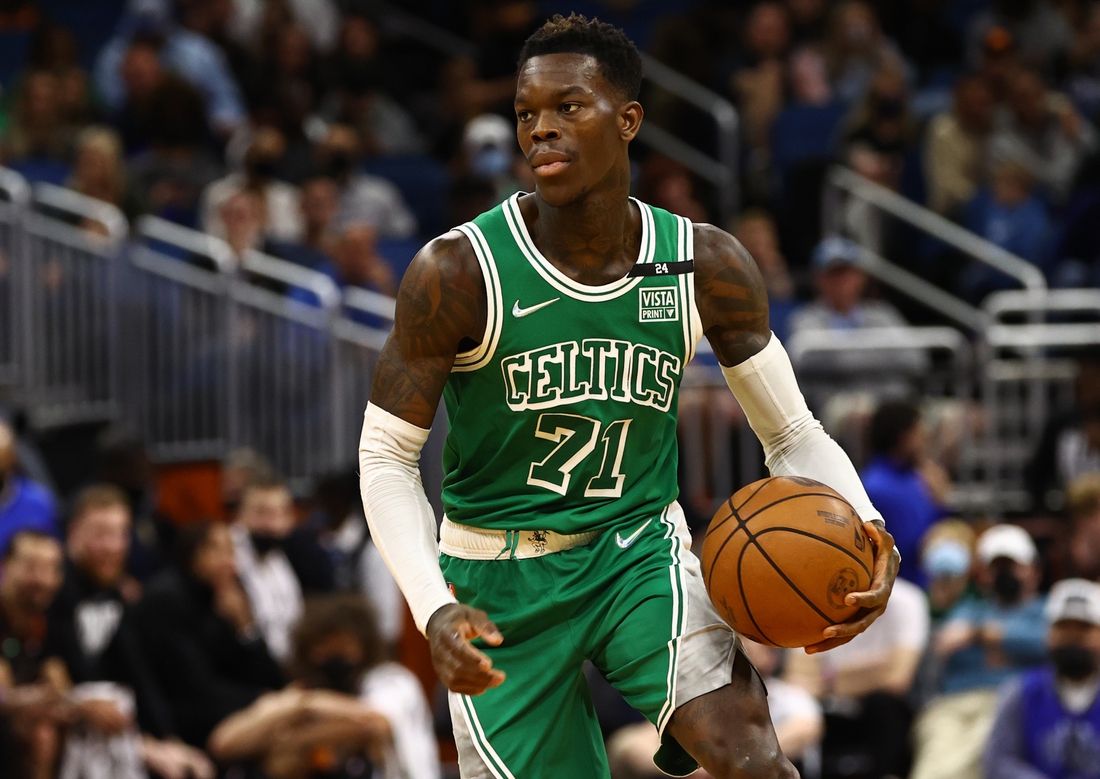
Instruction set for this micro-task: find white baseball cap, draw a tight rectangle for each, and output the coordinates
[463,114,513,154]
[1046,579,1100,627]
[976,524,1037,566]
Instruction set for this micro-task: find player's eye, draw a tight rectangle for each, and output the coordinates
[516,110,533,122]
[561,103,581,114]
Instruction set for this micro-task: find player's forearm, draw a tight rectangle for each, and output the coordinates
[721,334,884,525]
[359,402,458,635]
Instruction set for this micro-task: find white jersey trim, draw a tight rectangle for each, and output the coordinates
[453,223,503,372]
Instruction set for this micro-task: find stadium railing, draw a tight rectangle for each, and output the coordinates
[0,167,30,391]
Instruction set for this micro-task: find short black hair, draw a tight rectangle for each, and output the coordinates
[869,401,921,456]
[518,13,643,101]
[2,529,58,562]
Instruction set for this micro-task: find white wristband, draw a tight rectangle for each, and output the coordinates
[721,333,885,526]
[359,403,458,635]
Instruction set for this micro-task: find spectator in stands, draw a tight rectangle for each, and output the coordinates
[741,639,824,774]
[326,223,397,298]
[26,24,95,133]
[787,0,829,46]
[1065,1,1100,123]
[922,532,976,621]
[219,188,268,263]
[1067,475,1100,580]
[991,67,1098,203]
[910,523,1048,779]
[967,0,1073,73]
[733,209,799,344]
[1027,347,1100,510]
[460,114,524,204]
[229,475,304,664]
[126,75,224,226]
[136,522,284,748]
[635,155,709,223]
[312,470,403,647]
[727,2,790,157]
[94,10,246,139]
[200,126,304,244]
[221,447,276,516]
[0,419,58,559]
[315,124,416,239]
[0,531,68,779]
[823,0,908,105]
[786,576,929,779]
[65,126,127,209]
[48,486,172,734]
[269,173,340,269]
[1,70,77,174]
[925,75,995,217]
[208,594,440,779]
[788,236,926,413]
[843,64,919,159]
[984,578,1100,779]
[861,401,948,586]
[113,34,168,154]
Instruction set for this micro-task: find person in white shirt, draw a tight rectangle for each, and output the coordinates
[229,477,304,664]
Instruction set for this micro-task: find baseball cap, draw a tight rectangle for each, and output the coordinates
[976,524,1037,566]
[1046,579,1100,627]
[463,114,513,154]
[922,538,971,579]
[811,236,862,271]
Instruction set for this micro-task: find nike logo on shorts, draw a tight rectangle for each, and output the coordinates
[512,298,560,318]
[615,519,652,549]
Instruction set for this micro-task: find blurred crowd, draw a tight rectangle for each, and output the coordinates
[1,0,1100,779]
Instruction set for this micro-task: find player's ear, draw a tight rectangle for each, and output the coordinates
[619,101,643,142]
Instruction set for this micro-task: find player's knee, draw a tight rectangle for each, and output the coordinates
[697,735,798,779]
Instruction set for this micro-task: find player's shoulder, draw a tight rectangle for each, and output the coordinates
[401,229,483,295]
[690,222,758,279]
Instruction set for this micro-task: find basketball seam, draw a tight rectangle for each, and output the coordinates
[707,491,843,537]
[735,479,772,512]
[705,496,745,594]
[749,536,841,627]
[737,538,777,646]
[753,527,873,578]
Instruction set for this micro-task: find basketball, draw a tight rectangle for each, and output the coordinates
[701,476,876,648]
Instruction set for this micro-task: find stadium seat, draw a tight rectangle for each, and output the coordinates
[6,159,71,187]
[378,237,424,284]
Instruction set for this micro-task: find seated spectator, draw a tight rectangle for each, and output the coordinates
[312,470,404,647]
[843,64,919,159]
[0,419,58,559]
[1,70,78,172]
[960,158,1053,301]
[328,45,425,157]
[823,0,908,105]
[126,75,224,226]
[1026,347,1100,511]
[788,236,926,412]
[113,34,168,154]
[459,114,526,204]
[786,577,929,779]
[269,173,340,269]
[1066,475,1100,580]
[770,45,850,183]
[208,594,440,779]
[200,126,304,244]
[229,476,304,664]
[991,67,1098,203]
[984,578,1100,779]
[635,154,709,223]
[924,75,995,217]
[47,485,173,738]
[920,521,977,621]
[315,124,416,239]
[966,0,1072,73]
[136,522,284,748]
[220,188,268,265]
[726,2,790,159]
[861,401,949,586]
[65,126,127,209]
[324,223,397,298]
[94,11,246,139]
[741,640,824,773]
[910,523,1048,779]
[1066,1,1100,123]
[733,209,800,344]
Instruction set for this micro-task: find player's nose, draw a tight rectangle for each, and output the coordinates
[529,114,562,143]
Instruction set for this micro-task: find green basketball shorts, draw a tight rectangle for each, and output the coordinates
[440,502,739,779]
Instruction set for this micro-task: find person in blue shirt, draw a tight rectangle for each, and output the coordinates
[985,578,1100,779]
[910,524,1049,779]
[861,401,946,586]
[0,419,58,557]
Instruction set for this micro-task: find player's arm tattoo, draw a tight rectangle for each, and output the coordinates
[369,232,487,429]
[693,223,772,368]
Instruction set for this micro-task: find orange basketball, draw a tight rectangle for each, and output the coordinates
[701,476,876,648]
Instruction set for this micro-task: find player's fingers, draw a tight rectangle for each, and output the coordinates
[444,633,497,672]
[824,604,887,640]
[803,634,857,654]
[463,611,504,646]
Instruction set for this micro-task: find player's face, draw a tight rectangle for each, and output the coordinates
[515,53,641,206]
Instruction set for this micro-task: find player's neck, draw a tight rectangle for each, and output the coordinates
[526,182,640,287]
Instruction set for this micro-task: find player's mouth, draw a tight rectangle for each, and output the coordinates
[530,151,572,176]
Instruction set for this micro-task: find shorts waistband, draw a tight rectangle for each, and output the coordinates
[439,517,599,560]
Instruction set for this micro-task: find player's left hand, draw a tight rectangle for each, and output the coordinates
[804,521,899,655]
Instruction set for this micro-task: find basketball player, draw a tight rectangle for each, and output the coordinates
[360,15,900,779]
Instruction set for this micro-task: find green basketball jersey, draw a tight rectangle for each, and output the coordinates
[442,193,702,534]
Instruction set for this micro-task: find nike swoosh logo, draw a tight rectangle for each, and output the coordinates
[615,519,653,549]
[512,298,560,318]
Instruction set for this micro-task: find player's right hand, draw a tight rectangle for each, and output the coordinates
[427,603,506,695]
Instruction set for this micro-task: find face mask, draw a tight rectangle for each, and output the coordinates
[1051,645,1098,680]
[249,531,283,556]
[248,158,278,180]
[319,656,360,694]
[993,569,1022,603]
[472,147,511,179]
[326,152,355,178]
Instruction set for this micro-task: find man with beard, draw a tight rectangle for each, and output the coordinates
[911,523,1049,779]
[985,578,1100,779]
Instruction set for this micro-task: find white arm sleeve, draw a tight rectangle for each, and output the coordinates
[721,334,885,526]
[359,402,458,636]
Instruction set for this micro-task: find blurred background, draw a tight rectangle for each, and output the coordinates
[1,0,1100,778]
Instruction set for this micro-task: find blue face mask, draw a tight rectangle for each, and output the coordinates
[472,147,512,179]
